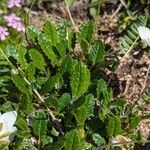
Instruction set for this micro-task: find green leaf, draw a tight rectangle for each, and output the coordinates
[44,20,59,45]
[41,135,53,148]
[85,94,95,118]
[45,138,65,150]
[129,115,140,130]
[21,94,34,115]
[27,26,42,41]
[12,74,31,95]
[55,41,66,59]
[17,44,28,70]
[5,44,18,59]
[65,130,83,150]
[27,26,59,66]
[99,105,108,122]
[66,0,75,6]
[60,56,73,75]
[97,79,113,121]
[16,118,30,138]
[89,41,105,64]
[29,48,46,70]
[36,77,47,87]
[27,62,35,82]
[107,117,115,136]
[98,81,112,99]
[14,139,38,150]
[32,111,47,136]
[0,145,7,150]
[55,22,67,58]
[51,127,59,137]
[41,75,60,92]
[38,33,59,66]
[45,96,59,111]
[78,21,95,43]
[16,118,29,131]
[16,131,31,139]
[78,21,95,51]
[119,15,148,54]
[74,104,88,126]
[107,116,122,136]
[57,22,67,41]
[92,133,106,146]
[90,7,98,18]
[58,93,71,112]
[96,79,107,98]
[74,94,95,126]
[71,62,90,99]
[113,116,122,136]
[90,0,100,17]
[68,31,76,50]
[0,101,16,112]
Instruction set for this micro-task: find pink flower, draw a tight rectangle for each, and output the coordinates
[0,26,9,41]
[4,13,25,32]
[13,21,25,32]
[7,0,21,8]
[4,13,21,24]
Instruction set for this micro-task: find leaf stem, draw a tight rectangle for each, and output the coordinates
[65,0,78,31]
[0,48,16,69]
[115,37,138,72]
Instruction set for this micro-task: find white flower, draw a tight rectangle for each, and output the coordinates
[111,135,132,150]
[137,26,150,46]
[0,111,17,144]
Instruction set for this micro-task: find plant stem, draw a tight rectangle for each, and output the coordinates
[115,37,138,72]
[65,0,78,31]
[0,48,16,69]
[140,63,150,94]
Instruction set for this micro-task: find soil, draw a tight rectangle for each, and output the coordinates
[23,0,150,148]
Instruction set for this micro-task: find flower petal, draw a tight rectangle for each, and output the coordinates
[0,136,9,144]
[9,126,17,133]
[0,120,8,136]
[116,135,131,142]
[1,111,17,130]
[138,26,150,46]
[0,34,6,41]
[111,136,120,144]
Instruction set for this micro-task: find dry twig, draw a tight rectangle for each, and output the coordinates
[140,62,150,94]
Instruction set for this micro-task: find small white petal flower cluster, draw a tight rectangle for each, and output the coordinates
[138,26,150,46]
[0,111,17,144]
